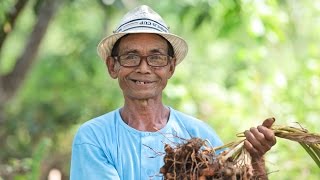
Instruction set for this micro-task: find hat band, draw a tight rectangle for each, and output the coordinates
[115,18,169,33]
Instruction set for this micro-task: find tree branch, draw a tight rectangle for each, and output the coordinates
[0,0,61,108]
[0,0,29,52]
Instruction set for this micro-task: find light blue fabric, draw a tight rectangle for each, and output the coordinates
[70,107,223,180]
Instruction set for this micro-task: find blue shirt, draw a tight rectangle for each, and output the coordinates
[70,107,223,180]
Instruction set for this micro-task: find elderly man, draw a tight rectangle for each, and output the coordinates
[70,5,276,180]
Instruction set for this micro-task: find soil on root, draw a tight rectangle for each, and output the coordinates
[159,138,253,180]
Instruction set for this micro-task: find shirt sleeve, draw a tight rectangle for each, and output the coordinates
[70,143,120,180]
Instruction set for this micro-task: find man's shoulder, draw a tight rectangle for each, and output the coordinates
[81,109,119,129]
[73,109,119,144]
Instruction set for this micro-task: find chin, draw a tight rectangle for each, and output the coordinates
[127,92,161,100]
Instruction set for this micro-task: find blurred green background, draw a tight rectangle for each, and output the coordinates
[0,0,319,179]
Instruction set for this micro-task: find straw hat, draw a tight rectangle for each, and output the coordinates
[97,5,188,65]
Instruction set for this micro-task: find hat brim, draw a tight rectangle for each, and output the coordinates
[97,30,188,65]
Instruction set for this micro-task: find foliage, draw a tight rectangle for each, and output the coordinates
[0,0,319,179]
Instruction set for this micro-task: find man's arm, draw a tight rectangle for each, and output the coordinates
[70,143,120,180]
[244,118,276,179]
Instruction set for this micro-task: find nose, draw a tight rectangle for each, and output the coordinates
[135,57,151,73]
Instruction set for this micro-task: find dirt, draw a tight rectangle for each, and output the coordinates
[159,138,253,180]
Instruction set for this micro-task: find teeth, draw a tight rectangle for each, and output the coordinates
[136,81,145,84]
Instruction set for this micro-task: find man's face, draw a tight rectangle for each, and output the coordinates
[109,33,176,100]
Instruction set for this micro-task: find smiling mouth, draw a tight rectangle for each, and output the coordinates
[132,80,153,85]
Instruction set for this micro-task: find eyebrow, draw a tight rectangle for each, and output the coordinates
[150,49,165,54]
[120,48,166,55]
[121,49,139,54]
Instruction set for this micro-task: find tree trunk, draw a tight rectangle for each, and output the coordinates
[0,0,29,51]
[0,0,61,123]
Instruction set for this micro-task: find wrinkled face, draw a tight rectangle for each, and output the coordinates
[106,33,176,100]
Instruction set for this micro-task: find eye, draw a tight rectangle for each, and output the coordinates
[121,54,139,61]
[149,54,162,61]
[127,54,139,60]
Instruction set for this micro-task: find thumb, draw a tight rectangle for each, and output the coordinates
[262,117,275,128]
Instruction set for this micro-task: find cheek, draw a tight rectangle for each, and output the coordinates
[159,72,171,85]
[164,69,174,79]
[117,71,127,83]
[117,76,128,92]
[113,64,121,74]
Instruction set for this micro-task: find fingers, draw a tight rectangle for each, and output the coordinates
[244,140,259,157]
[244,128,271,156]
[244,119,277,159]
[258,125,276,145]
[262,117,275,128]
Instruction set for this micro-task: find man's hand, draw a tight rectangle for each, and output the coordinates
[244,117,276,159]
[244,117,276,179]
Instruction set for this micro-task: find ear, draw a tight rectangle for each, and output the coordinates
[167,58,176,79]
[105,57,119,79]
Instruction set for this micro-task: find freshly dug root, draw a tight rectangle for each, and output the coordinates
[160,138,253,180]
[160,118,320,179]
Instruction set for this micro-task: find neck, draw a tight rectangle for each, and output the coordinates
[120,98,169,132]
